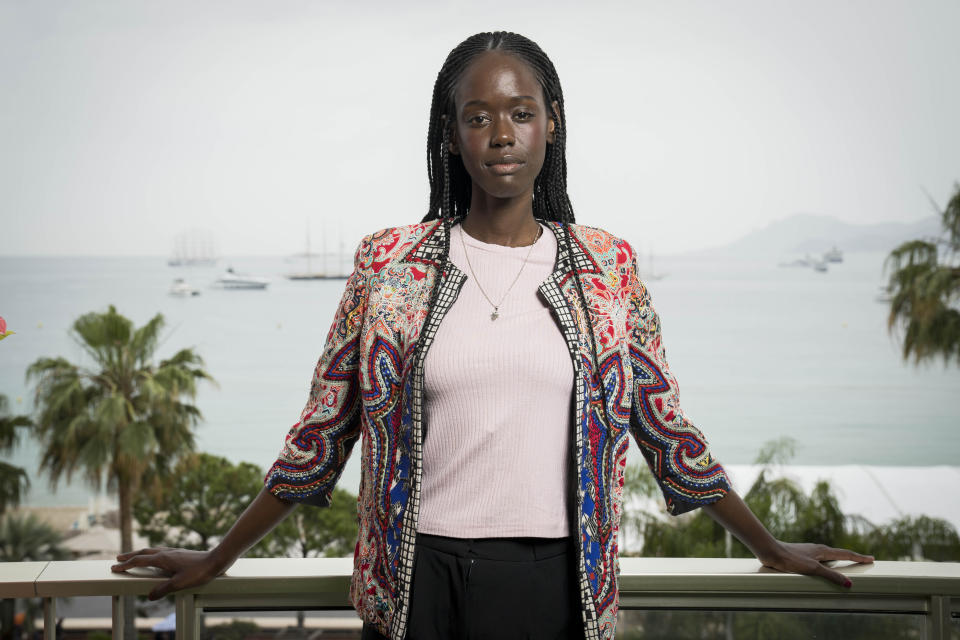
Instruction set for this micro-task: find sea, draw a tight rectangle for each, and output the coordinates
[1,250,958,509]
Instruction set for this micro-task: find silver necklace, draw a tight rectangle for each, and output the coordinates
[459,223,543,321]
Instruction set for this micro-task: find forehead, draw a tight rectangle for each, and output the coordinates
[453,50,545,109]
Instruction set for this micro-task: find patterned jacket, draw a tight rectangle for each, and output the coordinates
[264,219,731,639]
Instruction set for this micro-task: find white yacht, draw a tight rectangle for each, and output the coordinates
[824,246,843,263]
[168,278,201,297]
[214,268,270,290]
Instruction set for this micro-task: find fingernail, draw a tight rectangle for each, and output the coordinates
[843,579,852,589]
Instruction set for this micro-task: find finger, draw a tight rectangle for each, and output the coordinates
[112,553,162,572]
[811,562,852,589]
[115,547,164,561]
[148,579,176,601]
[822,547,875,563]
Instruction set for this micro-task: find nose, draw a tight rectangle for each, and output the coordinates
[490,117,515,147]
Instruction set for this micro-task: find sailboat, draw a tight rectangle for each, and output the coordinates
[168,229,218,267]
[286,221,349,280]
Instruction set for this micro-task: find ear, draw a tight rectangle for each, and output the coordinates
[547,100,560,144]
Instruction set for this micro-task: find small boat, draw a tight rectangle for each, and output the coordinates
[812,260,828,273]
[168,229,218,267]
[285,221,350,280]
[824,246,843,263]
[168,278,201,297]
[214,268,269,290]
[287,272,349,281]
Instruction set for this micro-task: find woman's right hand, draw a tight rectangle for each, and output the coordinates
[112,547,233,600]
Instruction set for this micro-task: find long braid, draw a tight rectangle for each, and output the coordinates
[440,126,452,220]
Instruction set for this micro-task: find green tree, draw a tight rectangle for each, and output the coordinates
[202,619,259,640]
[134,452,357,559]
[27,305,212,640]
[885,182,960,365]
[250,486,358,629]
[0,319,31,516]
[0,394,31,515]
[0,513,69,640]
[256,487,358,559]
[623,437,960,639]
[134,452,265,550]
[133,452,358,631]
[865,515,960,562]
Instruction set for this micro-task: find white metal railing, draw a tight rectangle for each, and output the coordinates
[1,557,958,639]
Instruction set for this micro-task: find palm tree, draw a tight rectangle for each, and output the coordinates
[885,182,960,365]
[0,512,69,640]
[27,305,212,639]
[0,512,70,563]
[0,319,31,515]
[0,394,31,514]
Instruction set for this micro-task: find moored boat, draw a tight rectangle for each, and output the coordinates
[168,278,201,297]
[824,246,843,263]
[215,268,269,289]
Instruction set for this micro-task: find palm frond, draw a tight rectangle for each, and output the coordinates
[886,182,960,366]
[0,462,30,513]
[944,181,960,251]
[131,313,165,366]
[0,394,32,451]
[71,306,133,369]
[0,513,70,562]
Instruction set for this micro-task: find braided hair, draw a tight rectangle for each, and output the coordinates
[417,33,608,417]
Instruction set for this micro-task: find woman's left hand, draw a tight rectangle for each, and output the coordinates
[759,541,875,588]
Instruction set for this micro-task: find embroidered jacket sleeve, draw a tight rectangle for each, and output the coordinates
[624,246,731,515]
[264,237,369,507]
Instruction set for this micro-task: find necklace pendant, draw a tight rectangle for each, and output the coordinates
[490,309,499,321]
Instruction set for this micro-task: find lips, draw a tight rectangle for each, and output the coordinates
[485,156,525,175]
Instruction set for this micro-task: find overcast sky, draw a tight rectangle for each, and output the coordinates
[1,0,958,256]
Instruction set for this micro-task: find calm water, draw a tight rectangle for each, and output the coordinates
[1,251,958,507]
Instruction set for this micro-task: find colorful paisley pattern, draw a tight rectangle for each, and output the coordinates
[264,219,730,639]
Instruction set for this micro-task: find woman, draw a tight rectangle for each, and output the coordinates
[112,32,873,639]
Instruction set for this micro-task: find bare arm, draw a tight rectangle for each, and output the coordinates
[111,488,296,600]
[703,490,874,588]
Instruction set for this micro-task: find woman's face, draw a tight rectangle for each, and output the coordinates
[450,51,556,202]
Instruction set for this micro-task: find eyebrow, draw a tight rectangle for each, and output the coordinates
[461,96,539,109]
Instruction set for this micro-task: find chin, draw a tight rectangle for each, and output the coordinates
[475,178,534,200]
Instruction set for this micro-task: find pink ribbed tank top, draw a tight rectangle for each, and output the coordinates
[418,222,574,539]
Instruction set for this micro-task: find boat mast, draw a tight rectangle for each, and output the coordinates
[306,220,312,275]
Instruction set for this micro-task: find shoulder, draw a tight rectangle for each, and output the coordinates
[353,220,445,272]
[548,221,638,266]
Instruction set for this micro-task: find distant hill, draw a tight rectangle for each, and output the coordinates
[699,214,942,256]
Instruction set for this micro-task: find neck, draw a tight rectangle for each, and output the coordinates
[461,190,540,247]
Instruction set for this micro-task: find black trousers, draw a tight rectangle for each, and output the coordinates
[362,533,585,640]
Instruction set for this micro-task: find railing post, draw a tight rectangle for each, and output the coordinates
[42,597,55,640]
[175,593,199,640]
[110,595,123,639]
[927,595,950,640]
